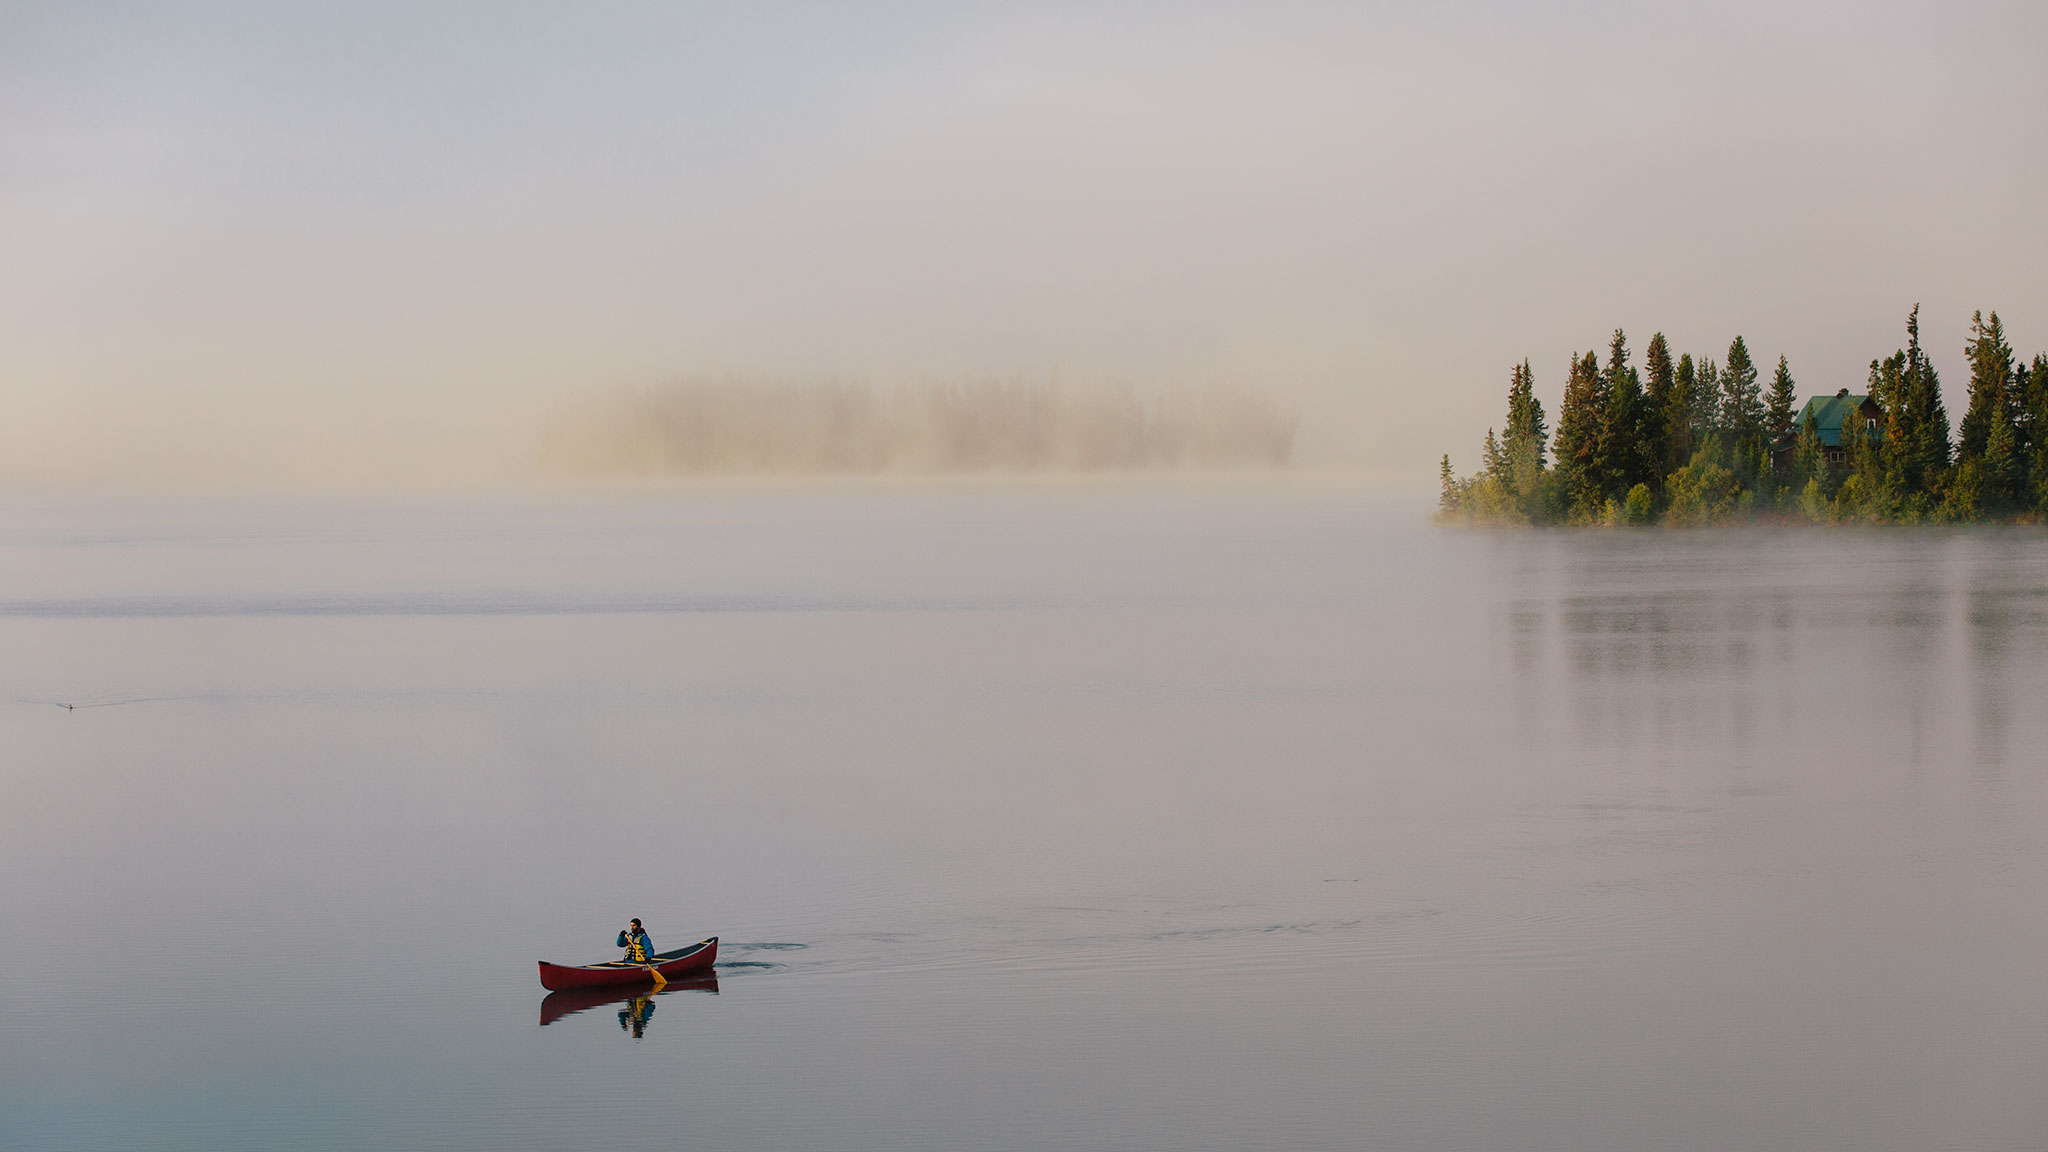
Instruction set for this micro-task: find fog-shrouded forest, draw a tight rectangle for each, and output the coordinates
[1439,307,2048,526]
[541,379,1297,476]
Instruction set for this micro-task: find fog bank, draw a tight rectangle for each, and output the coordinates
[4,4,2044,490]
[542,380,1296,477]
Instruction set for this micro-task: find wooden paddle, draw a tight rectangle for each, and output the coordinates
[647,963,667,988]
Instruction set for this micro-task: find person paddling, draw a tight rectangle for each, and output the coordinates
[617,918,665,986]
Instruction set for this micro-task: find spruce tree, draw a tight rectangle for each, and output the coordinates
[1643,333,1675,494]
[1767,356,1797,439]
[1587,349,1613,503]
[1959,309,2016,461]
[1500,360,1548,517]
[1840,361,1885,512]
[2014,355,2039,468]
[1692,358,1723,452]
[1552,350,1607,518]
[1719,336,1765,481]
[1872,307,1953,514]
[1904,306,1953,494]
[1874,350,1913,507]
[1984,407,2019,512]
[1440,309,2044,525]
[1794,408,1826,493]
[1668,353,1697,474]
[2026,354,2048,510]
[1601,330,1649,499]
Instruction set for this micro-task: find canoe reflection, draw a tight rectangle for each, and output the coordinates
[538,971,719,1032]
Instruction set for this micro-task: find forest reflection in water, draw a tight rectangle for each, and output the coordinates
[1490,527,2041,777]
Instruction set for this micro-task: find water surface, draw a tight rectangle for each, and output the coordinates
[4,487,2045,1150]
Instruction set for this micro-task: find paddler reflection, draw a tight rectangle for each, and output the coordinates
[538,971,719,1031]
[619,992,655,1038]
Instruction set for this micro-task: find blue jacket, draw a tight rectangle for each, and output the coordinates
[617,928,654,963]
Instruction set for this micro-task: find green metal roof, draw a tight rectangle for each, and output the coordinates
[1797,394,1872,448]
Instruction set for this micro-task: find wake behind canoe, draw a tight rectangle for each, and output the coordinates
[538,936,718,990]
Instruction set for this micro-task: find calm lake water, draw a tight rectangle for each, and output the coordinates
[4,485,2046,1151]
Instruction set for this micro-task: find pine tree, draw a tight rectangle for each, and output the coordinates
[1692,357,1723,451]
[1552,350,1608,518]
[1601,329,1649,500]
[1842,363,1884,516]
[1984,407,2019,513]
[1793,408,1826,493]
[1440,310,2042,525]
[2026,353,2048,511]
[1643,333,1675,494]
[1959,309,2016,461]
[1873,350,1912,509]
[1667,353,1697,473]
[1904,306,1953,495]
[1500,360,1548,517]
[1587,349,1613,503]
[1719,336,1765,482]
[1767,356,1797,439]
[1872,306,1953,514]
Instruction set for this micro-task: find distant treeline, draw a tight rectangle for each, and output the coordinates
[542,379,1297,475]
[1439,307,2048,526]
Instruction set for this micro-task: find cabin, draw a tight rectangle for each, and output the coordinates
[1773,388,1882,470]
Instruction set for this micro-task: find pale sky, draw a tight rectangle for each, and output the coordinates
[4,1,2044,487]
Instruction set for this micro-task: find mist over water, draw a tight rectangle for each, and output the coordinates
[4,487,2046,1151]
[10,5,2044,493]
[541,379,1298,476]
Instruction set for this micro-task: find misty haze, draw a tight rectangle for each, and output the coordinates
[5,4,2047,1152]
[542,380,1297,475]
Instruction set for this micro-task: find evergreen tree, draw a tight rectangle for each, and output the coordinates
[1665,437,1739,525]
[1872,350,1911,509]
[1873,306,1954,513]
[1500,360,1548,516]
[1587,349,1614,503]
[1719,336,1765,481]
[1959,309,2017,461]
[1440,309,2041,526]
[1767,356,1797,439]
[1984,407,2020,512]
[1845,397,1881,517]
[1667,353,1697,473]
[1759,355,1797,507]
[1903,305,1953,495]
[1601,329,1650,499]
[1643,333,1675,494]
[1793,408,1826,494]
[1692,358,1723,451]
[1552,350,1608,518]
[2026,353,2048,510]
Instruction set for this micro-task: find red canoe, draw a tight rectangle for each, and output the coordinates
[538,936,719,991]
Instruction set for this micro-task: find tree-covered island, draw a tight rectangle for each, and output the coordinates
[1439,307,2048,526]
